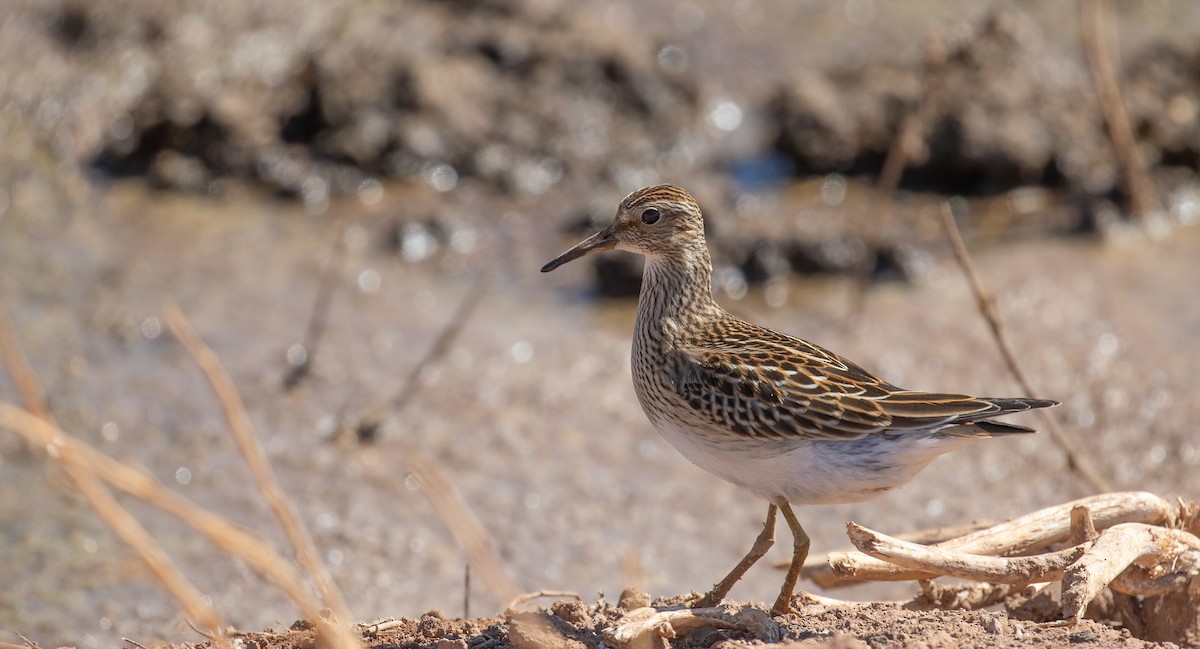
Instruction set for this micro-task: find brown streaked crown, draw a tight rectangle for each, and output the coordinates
[618,183,701,214]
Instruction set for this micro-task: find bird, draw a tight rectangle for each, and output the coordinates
[540,183,1058,616]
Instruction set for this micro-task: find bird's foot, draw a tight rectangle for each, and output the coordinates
[692,589,724,609]
[769,596,794,617]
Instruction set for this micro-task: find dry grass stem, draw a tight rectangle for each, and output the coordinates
[0,305,55,425]
[939,201,1111,493]
[0,403,362,649]
[352,276,486,441]
[1079,0,1161,221]
[0,403,228,643]
[817,491,1171,587]
[284,221,348,390]
[407,452,523,606]
[163,302,354,625]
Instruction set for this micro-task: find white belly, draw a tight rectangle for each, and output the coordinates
[651,418,969,505]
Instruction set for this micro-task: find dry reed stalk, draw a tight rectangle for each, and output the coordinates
[0,305,55,425]
[1079,0,1161,221]
[163,303,353,625]
[0,302,227,644]
[407,452,523,606]
[0,404,362,649]
[939,201,1111,493]
[0,404,228,643]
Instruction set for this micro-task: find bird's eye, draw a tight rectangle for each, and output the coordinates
[641,207,661,225]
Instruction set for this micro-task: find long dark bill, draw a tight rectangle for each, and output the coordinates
[541,228,615,272]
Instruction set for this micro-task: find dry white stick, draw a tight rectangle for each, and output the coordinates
[1061,523,1200,622]
[820,492,1172,587]
[605,605,778,649]
[846,523,1089,583]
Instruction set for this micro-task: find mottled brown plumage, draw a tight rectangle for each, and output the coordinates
[542,183,1058,616]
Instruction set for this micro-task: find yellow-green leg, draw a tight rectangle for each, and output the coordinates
[770,501,810,616]
[694,504,777,608]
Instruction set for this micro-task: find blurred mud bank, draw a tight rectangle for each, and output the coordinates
[3,1,1199,299]
[4,1,1199,225]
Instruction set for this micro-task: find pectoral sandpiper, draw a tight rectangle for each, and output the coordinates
[541,184,1058,616]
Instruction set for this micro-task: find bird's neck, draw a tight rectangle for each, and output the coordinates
[634,246,720,343]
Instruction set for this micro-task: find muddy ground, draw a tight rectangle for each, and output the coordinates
[214,597,1172,649]
[2,1,1200,648]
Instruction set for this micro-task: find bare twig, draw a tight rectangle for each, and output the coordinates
[0,403,361,649]
[284,221,347,391]
[351,276,486,442]
[0,304,55,425]
[1079,0,1161,221]
[163,302,353,625]
[846,522,1089,584]
[0,405,227,642]
[407,452,523,606]
[464,564,471,619]
[939,201,1111,493]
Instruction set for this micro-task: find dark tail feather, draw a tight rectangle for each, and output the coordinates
[974,419,1038,435]
[983,397,1060,416]
[946,397,1058,437]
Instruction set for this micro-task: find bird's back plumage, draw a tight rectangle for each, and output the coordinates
[662,313,1056,443]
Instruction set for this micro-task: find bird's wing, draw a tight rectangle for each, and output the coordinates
[671,322,1016,441]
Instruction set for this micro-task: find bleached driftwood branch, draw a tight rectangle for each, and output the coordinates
[822,492,1199,627]
[809,491,1173,587]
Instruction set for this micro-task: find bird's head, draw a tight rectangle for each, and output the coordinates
[541,184,706,272]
